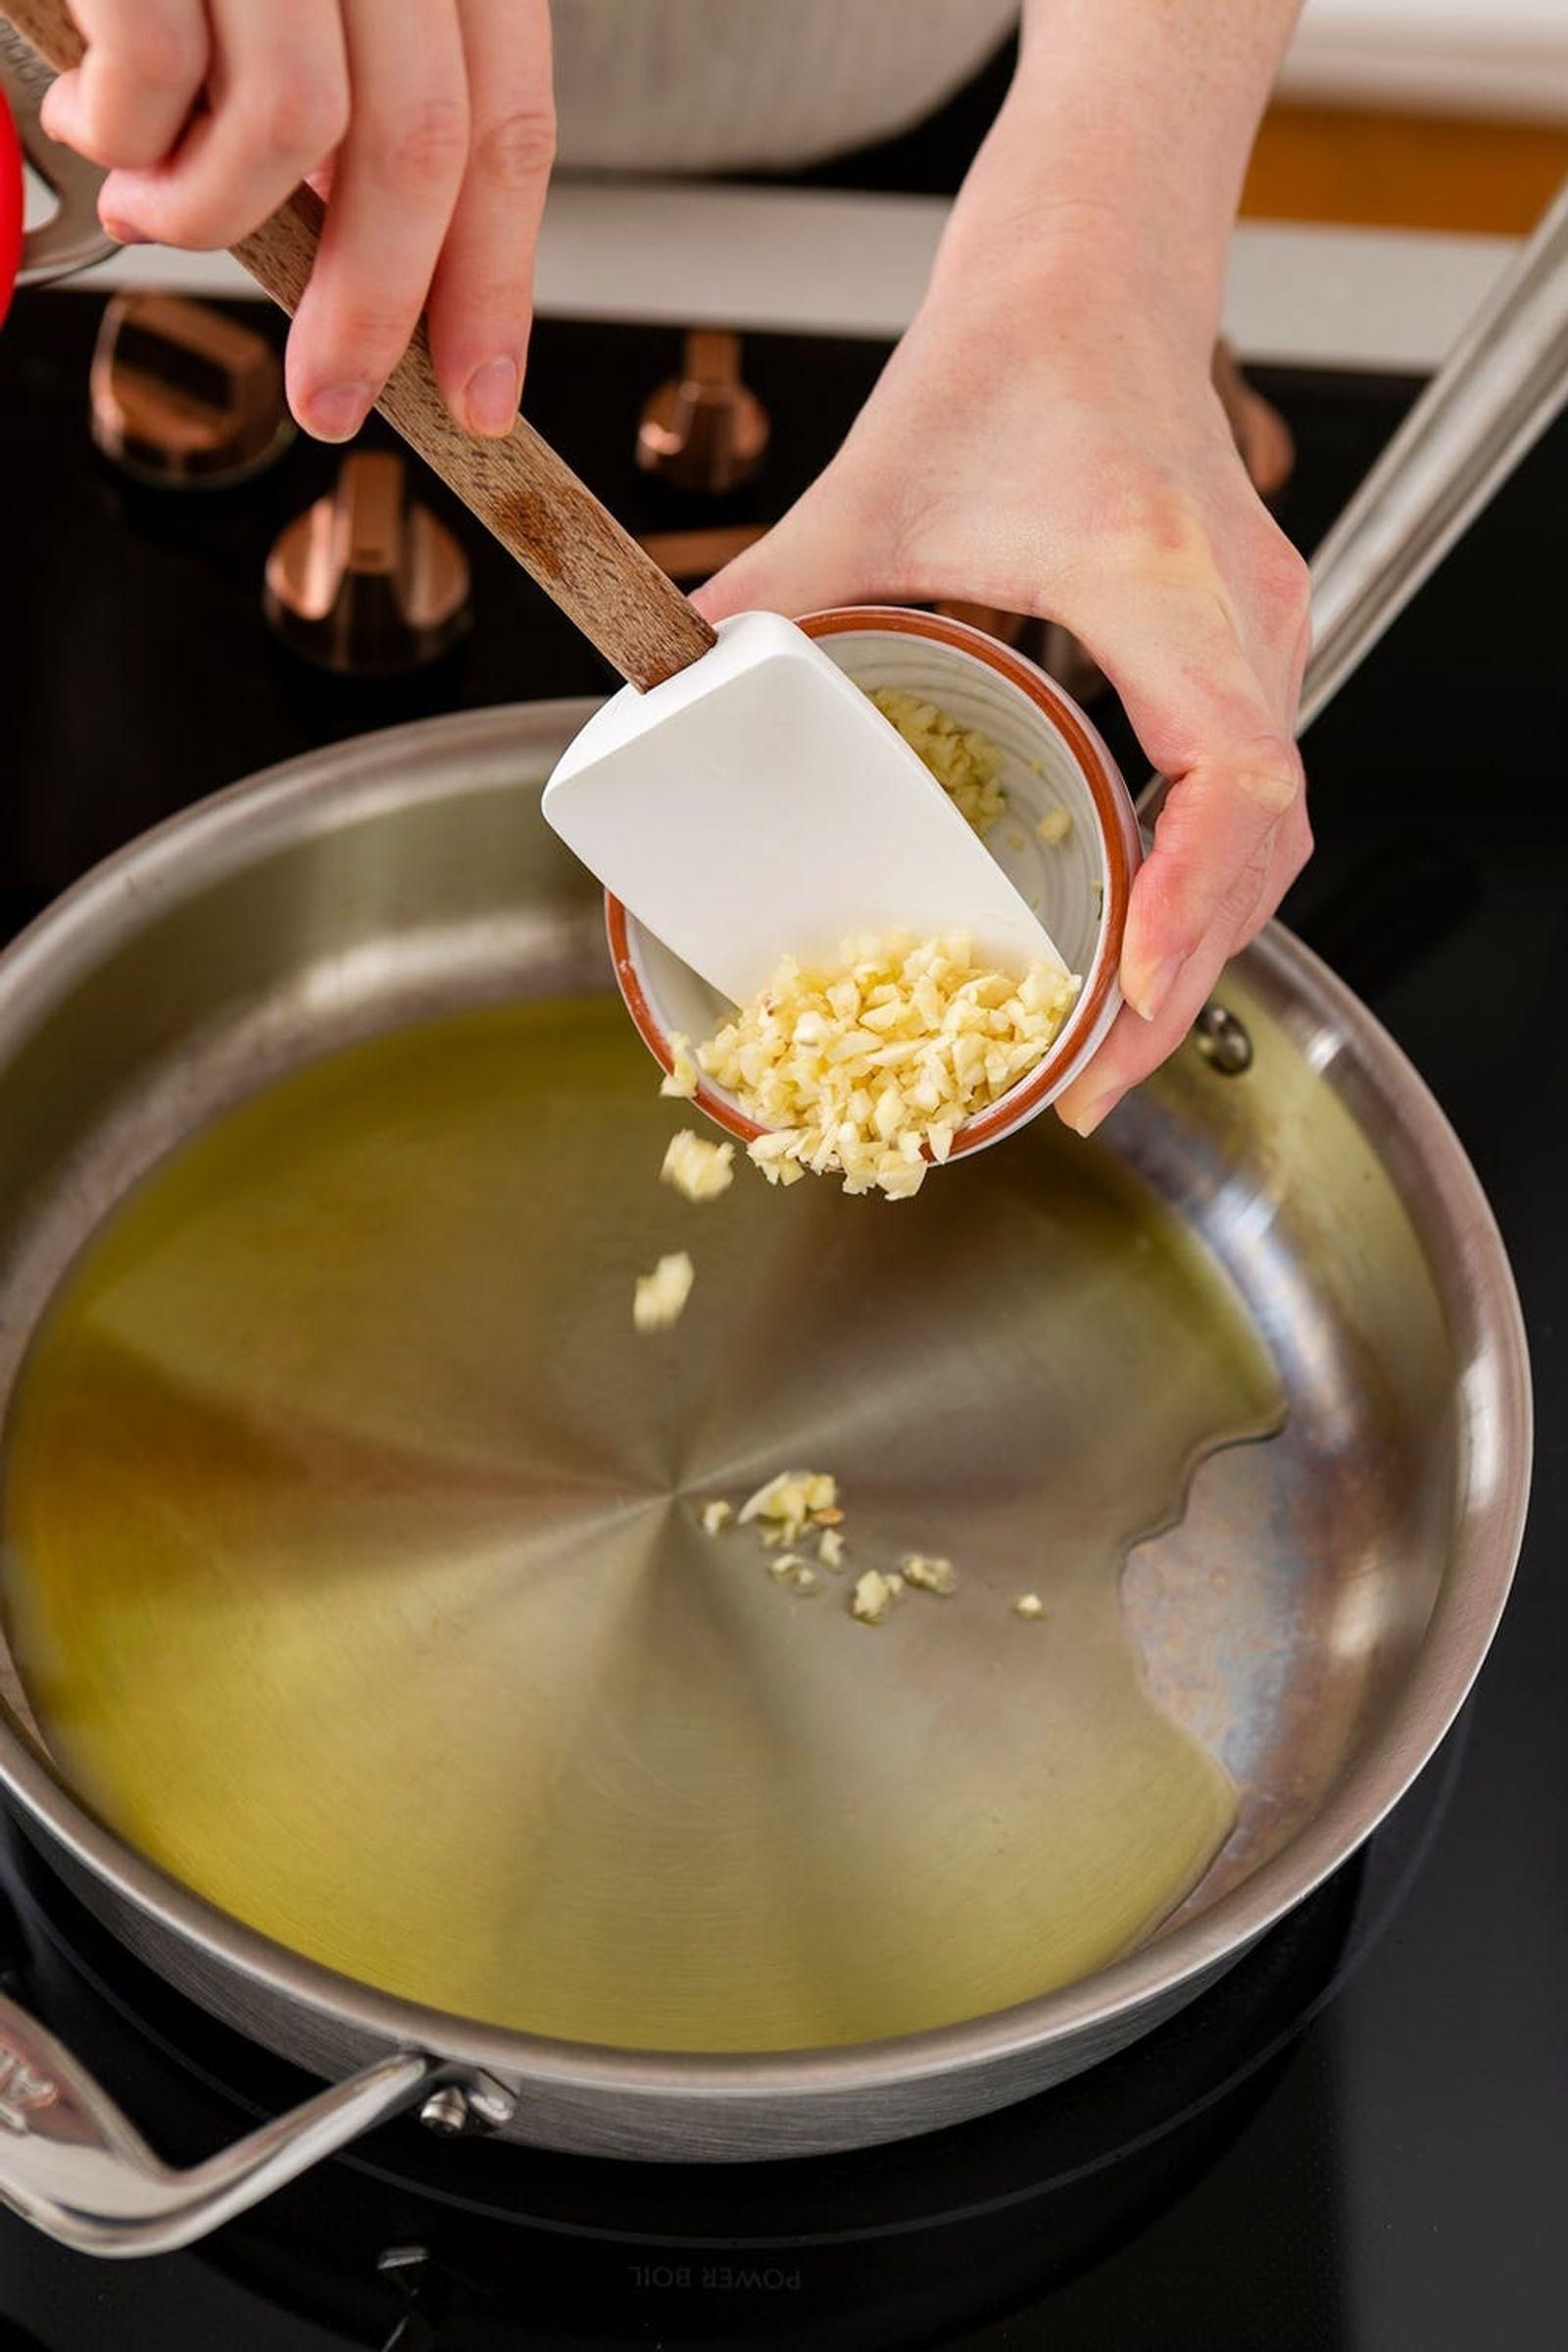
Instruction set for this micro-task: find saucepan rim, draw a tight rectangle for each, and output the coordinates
[0,701,1532,2110]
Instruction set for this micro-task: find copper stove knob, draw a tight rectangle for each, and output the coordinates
[90,292,293,486]
[264,453,471,674]
[636,330,768,495]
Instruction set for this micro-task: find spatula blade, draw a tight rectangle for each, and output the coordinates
[542,612,1064,1005]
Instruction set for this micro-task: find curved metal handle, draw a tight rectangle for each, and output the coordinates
[1139,172,1568,818]
[0,1984,441,2256]
[1301,173,1568,730]
[0,16,117,286]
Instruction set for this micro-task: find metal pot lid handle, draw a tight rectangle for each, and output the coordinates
[0,1986,478,2257]
[1139,170,1568,821]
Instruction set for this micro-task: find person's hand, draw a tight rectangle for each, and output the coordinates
[39,1,555,442]
[692,240,1311,1137]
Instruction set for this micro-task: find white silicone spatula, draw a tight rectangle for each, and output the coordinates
[542,611,1059,1004]
[8,0,1059,1011]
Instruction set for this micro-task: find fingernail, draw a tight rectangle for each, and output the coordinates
[463,357,519,436]
[301,381,373,443]
[1134,954,1187,1024]
[100,218,148,247]
[1059,1086,1124,1140]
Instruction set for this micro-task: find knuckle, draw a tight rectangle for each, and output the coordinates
[1095,475,1202,563]
[118,9,204,94]
[1289,802,1315,869]
[1256,525,1311,619]
[366,95,469,195]
[156,190,249,248]
[1231,737,1302,818]
[258,71,349,165]
[140,198,216,248]
[323,298,418,365]
[70,106,128,168]
[1217,837,1275,935]
[474,106,557,191]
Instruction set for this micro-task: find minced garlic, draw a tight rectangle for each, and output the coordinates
[1013,1592,1046,1620]
[660,1034,699,1099]
[633,1251,694,1332]
[698,932,1078,1200]
[738,1469,839,1546]
[851,1569,898,1626]
[868,687,1007,838]
[700,1499,733,1536]
[661,1129,734,1202]
[1036,806,1072,847]
[817,1526,846,1571]
[902,1553,958,1596]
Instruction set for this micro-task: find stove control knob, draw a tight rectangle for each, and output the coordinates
[90,292,292,485]
[264,452,471,674]
[636,330,768,494]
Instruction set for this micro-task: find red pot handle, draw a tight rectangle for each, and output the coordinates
[0,87,24,325]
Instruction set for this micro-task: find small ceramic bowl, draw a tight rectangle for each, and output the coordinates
[608,606,1141,1161]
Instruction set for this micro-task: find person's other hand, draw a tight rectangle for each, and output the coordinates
[40,1,554,442]
[692,243,1311,1136]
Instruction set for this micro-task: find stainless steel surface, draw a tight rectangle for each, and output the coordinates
[264,451,471,672]
[1138,172,1568,822]
[90,292,293,488]
[0,1984,435,2256]
[0,20,115,286]
[0,703,1529,2235]
[2,999,1257,2040]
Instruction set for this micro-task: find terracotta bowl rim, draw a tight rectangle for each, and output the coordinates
[606,603,1138,1154]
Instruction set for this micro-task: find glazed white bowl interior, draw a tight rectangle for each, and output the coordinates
[625,626,1116,1108]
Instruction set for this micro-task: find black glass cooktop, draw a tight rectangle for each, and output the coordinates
[2,289,1565,2350]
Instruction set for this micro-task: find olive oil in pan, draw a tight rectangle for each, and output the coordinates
[1,1000,1282,2052]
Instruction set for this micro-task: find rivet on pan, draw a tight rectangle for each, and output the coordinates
[1194,1004,1253,1075]
[418,2075,515,2137]
[377,2243,430,2278]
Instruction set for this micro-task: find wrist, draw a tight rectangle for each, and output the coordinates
[924,175,1224,382]
[930,94,1231,362]
[929,0,1297,359]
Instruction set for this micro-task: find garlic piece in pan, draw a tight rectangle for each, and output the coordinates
[738,1469,840,1546]
[633,1251,694,1332]
[902,1553,958,1596]
[851,1569,898,1626]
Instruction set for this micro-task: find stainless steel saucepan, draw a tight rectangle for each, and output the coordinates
[0,184,1560,2258]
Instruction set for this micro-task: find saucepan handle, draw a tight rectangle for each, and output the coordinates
[0,1984,470,2257]
[1138,170,1568,819]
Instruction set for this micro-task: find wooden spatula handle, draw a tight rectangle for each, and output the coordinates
[3,0,717,693]
[238,192,716,688]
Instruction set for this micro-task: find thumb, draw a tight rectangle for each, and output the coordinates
[690,480,883,624]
